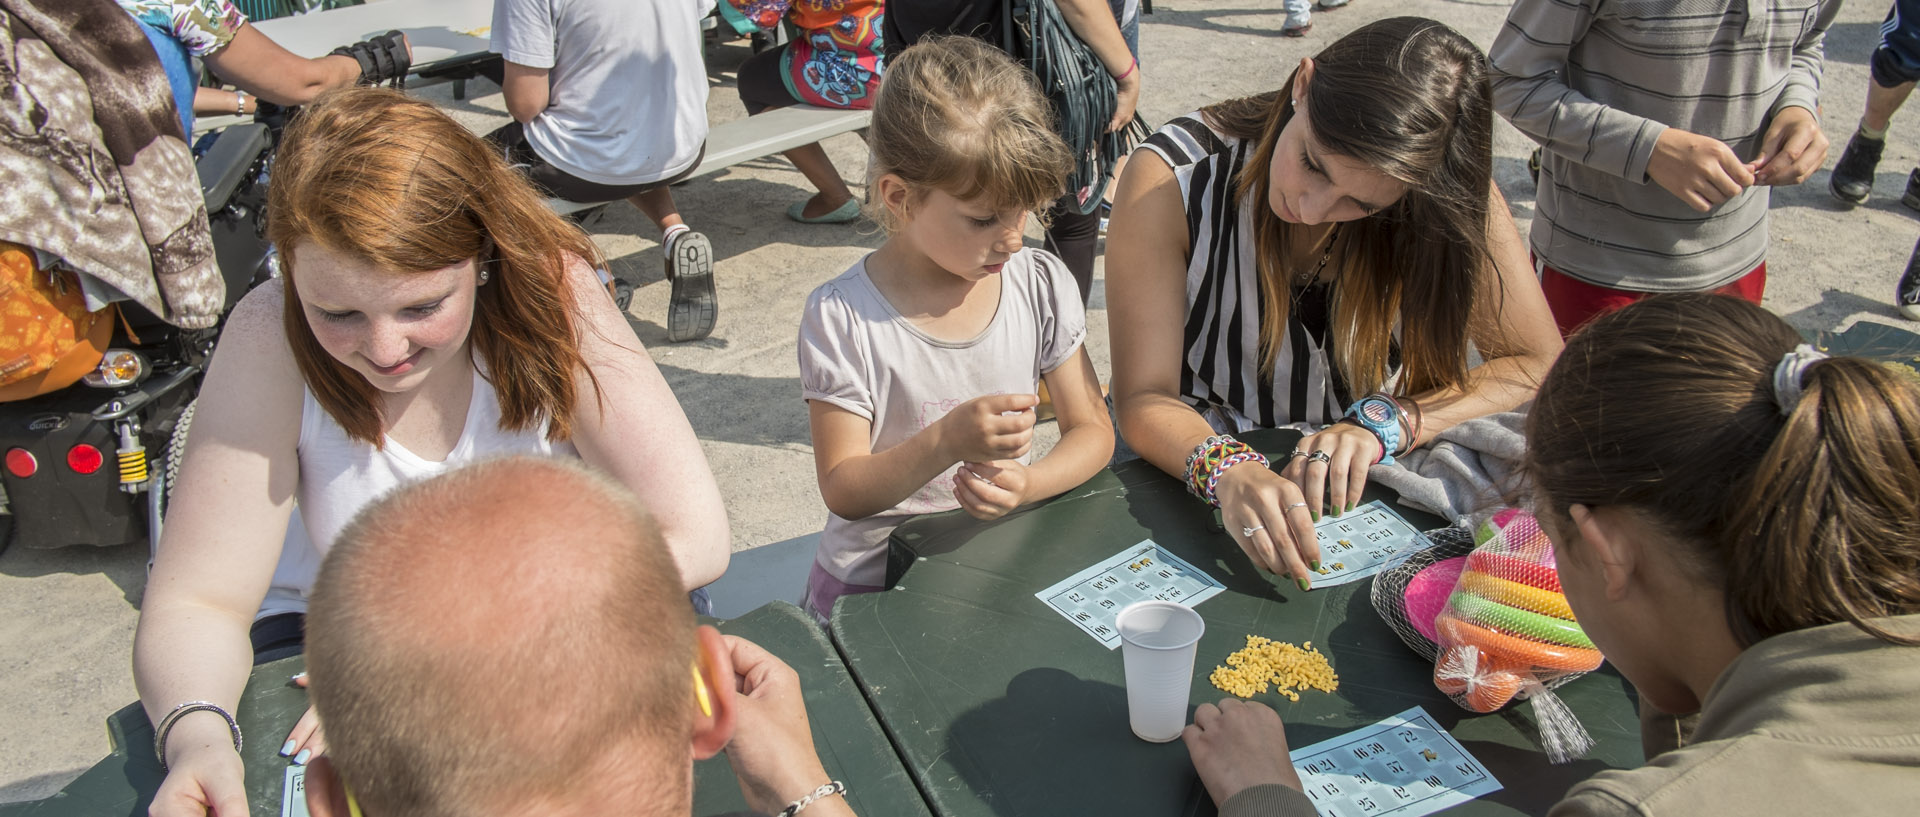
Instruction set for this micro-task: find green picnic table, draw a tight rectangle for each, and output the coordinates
[829,427,1645,817]
[5,602,928,817]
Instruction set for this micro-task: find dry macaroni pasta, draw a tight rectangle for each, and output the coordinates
[1208,635,1339,701]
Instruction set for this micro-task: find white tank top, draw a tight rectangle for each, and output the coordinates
[257,366,578,619]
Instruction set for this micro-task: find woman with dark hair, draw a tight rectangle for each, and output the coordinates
[1184,293,1920,815]
[131,88,730,817]
[1106,17,1560,589]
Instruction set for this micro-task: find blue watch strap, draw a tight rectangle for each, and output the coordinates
[1344,395,1402,465]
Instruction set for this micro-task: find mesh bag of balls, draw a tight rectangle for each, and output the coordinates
[1431,508,1602,762]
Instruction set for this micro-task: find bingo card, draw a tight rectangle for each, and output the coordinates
[1311,500,1425,587]
[1035,540,1225,648]
[1290,706,1502,817]
[282,765,311,817]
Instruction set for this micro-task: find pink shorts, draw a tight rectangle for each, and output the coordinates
[804,561,885,625]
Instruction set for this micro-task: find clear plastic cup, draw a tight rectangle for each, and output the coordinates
[1117,601,1206,742]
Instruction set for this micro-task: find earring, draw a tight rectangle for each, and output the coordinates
[478,267,491,285]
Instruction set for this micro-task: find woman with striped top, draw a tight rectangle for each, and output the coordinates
[1106,17,1561,588]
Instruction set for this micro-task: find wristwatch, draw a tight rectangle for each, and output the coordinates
[1343,393,1404,466]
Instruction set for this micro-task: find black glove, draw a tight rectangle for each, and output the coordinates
[329,30,411,89]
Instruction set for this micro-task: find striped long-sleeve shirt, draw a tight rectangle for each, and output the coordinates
[1489,0,1839,292]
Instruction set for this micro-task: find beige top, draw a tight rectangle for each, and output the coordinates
[1549,614,1920,816]
[1223,614,1920,817]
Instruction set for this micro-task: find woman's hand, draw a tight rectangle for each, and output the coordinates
[1184,698,1305,807]
[281,674,327,765]
[954,460,1031,520]
[151,719,250,817]
[1214,462,1320,588]
[1279,424,1382,519]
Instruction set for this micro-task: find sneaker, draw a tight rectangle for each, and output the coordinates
[664,231,716,342]
[1905,168,1920,212]
[1315,0,1350,8]
[1281,22,1312,37]
[1899,239,1920,321]
[1829,132,1885,206]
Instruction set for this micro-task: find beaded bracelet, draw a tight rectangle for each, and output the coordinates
[779,781,847,816]
[1202,450,1270,506]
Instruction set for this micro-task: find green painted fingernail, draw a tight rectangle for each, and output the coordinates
[1311,511,1320,522]
[1297,577,1312,592]
[1310,559,1321,571]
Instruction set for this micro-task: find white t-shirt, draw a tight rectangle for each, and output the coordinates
[257,367,578,619]
[490,0,710,186]
[797,248,1087,586]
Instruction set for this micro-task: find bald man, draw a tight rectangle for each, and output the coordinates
[298,457,855,817]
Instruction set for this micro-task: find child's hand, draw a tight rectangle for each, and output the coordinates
[1648,128,1753,212]
[1750,106,1828,187]
[939,394,1038,464]
[954,460,1030,520]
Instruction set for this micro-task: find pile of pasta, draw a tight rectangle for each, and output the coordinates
[1208,635,1339,701]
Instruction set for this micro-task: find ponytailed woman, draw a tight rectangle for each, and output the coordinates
[1184,293,1920,815]
[1106,17,1561,588]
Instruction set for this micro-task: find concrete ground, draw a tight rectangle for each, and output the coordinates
[4,0,1914,802]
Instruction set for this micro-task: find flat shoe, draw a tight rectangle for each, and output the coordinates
[787,198,861,224]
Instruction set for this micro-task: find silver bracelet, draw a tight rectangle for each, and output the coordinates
[778,781,846,817]
[153,701,242,771]
[234,90,248,117]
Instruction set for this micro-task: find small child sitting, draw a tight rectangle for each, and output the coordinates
[797,37,1116,622]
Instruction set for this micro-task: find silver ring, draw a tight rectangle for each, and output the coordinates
[1287,449,1308,460]
[1308,450,1332,465]
[1285,502,1308,510]
[1242,525,1266,537]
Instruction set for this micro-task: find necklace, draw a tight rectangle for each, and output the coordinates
[1299,224,1342,285]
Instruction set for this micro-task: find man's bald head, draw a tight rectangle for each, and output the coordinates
[306,457,696,817]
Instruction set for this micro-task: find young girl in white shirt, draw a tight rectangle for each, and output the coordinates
[797,36,1115,621]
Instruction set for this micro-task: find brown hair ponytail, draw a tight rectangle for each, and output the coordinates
[1526,294,1920,646]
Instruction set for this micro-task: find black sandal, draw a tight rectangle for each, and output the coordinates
[330,30,411,89]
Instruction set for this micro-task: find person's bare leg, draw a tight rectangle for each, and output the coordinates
[1864,79,1917,134]
[783,143,855,218]
[627,187,686,233]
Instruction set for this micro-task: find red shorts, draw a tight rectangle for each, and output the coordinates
[1536,259,1767,338]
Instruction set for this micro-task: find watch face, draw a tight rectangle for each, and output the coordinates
[1359,397,1395,425]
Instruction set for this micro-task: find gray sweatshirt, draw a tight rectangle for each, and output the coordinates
[1488,0,1838,292]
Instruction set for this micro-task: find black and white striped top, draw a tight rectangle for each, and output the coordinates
[1139,115,1393,432]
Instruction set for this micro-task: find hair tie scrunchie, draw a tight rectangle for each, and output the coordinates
[1770,343,1829,416]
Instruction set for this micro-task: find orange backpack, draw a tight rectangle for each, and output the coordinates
[0,240,113,401]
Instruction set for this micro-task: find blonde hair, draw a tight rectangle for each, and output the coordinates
[866,36,1073,232]
[307,457,696,816]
